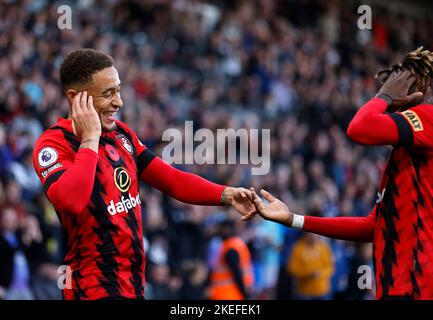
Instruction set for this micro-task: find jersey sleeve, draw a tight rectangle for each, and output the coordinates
[303,206,376,242]
[390,104,433,149]
[140,156,226,205]
[33,130,99,215]
[32,131,74,195]
[346,97,399,145]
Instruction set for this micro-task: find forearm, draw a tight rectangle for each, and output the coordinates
[303,215,374,243]
[347,97,399,145]
[46,148,98,214]
[170,170,226,205]
[141,156,225,205]
[79,137,99,153]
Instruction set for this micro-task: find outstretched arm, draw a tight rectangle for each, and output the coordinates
[140,156,255,215]
[303,209,375,243]
[249,188,375,243]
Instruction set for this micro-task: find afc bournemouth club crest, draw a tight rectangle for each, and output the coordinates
[116,135,133,154]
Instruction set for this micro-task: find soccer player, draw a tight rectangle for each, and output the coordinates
[247,48,433,300]
[32,48,256,300]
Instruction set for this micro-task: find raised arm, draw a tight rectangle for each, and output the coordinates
[347,71,423,146]
[33,92,101,215]
[249,188,375,243]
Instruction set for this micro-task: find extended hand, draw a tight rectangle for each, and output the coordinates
[249,188,293,226]
[377,71,423,111]
[221,187,256,218]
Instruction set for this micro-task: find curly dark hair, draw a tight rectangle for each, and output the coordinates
[376,47,433,93]
[60,48,114,91]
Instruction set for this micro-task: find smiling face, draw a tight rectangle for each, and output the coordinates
[86,66,123,131]
[61,49,122,131]
[67,66,123,132]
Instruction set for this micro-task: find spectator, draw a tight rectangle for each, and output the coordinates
[288,233,334,300]
[0,207,39,299]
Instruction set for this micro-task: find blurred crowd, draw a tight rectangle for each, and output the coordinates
[1,0,433,300]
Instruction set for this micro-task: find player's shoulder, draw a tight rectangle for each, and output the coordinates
[34,127,66,150]
[33,120,75,159]
[33,130,65,170]
[35,118,74,144]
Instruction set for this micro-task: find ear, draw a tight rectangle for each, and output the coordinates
[66,88,78,105]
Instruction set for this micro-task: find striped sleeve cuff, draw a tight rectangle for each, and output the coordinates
[388,113,414,147]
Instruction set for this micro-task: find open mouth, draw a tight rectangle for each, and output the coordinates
[102,111,117,122]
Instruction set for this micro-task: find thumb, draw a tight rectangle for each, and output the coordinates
[260,189,276,202]
[407,91,424,105]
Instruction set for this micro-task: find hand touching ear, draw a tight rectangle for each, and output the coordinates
[377,71,424,111]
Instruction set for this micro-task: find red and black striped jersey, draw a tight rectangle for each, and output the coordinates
[33,118,155,300]
[374,104,433,299]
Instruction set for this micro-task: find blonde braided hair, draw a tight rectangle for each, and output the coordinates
[376,47,433,93]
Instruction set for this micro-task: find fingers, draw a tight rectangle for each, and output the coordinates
[251,192,265,212]
[393,70,416,86]
[74,91,95,113]
[242,213,255,221]
[241,206,257,221]
[87,95,94,111]
[260,189,276,202]
[241,189,256,221]
[246,205,256,217]
[253,197,265,212]
[71,92,82,117]
[389,70,409,82]
[250,188,264,207]
[405,73,417,87]
[239,188,253,202]
[250,187,259,200]
[407,91,424,105]
[398,70,410,80]
[249,188,263,206]
[387,71,399,81]
[237,188,261,221]
[80,91,87,111]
